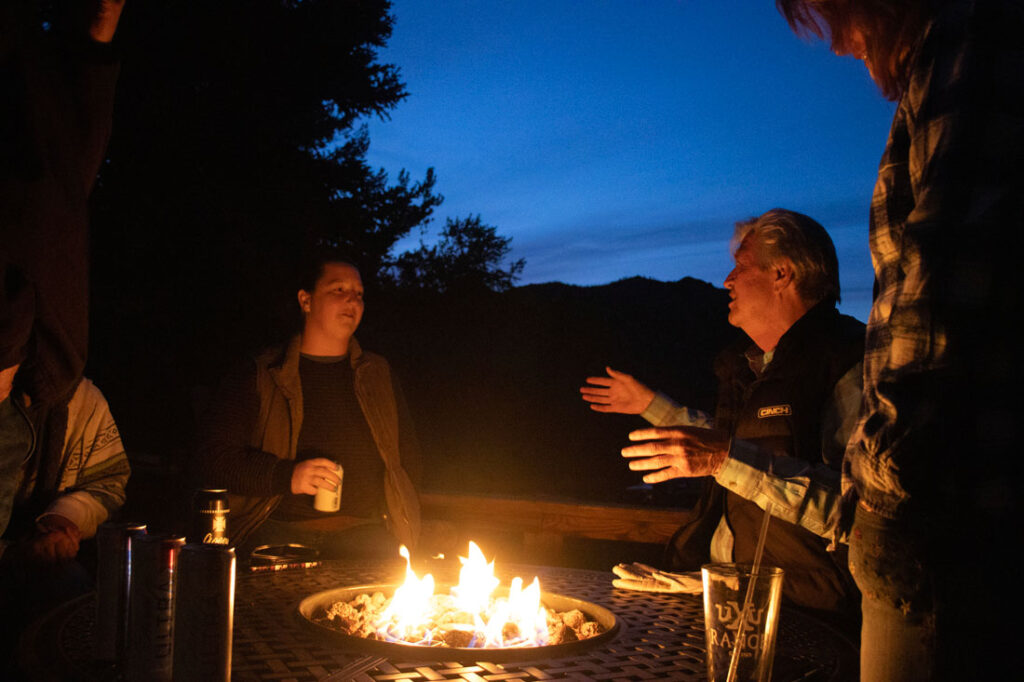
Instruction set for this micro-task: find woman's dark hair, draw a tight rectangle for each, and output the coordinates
[776,0,933,100]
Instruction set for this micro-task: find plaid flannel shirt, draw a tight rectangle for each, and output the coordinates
[844,0,1024,519]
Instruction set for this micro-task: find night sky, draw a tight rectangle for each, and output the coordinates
[365,0,896,322]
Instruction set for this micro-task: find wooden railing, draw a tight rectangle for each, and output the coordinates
[419,492,691,568]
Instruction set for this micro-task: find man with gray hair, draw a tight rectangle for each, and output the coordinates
[582,208,863,615]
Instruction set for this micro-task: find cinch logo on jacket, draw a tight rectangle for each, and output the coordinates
[757,404,792,418]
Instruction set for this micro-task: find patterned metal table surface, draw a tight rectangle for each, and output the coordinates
[27,560,857,681]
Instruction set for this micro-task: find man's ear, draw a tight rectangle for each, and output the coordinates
[297,290,311,313]
[774,260,796,292]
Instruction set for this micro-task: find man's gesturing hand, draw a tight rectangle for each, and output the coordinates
[291,458,342,496]
[621,426,730,483]
[579,366,655,414]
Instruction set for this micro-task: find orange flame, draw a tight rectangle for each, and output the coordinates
[373,541,550,647]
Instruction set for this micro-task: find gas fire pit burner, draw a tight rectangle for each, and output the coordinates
[297,583,621,663]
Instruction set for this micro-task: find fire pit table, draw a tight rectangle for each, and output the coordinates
[20,559,857,681]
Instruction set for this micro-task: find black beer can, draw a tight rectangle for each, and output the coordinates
[191,488,230,545]
[94,521,147,661]
[126,533,185,682]
[172,544,236,682]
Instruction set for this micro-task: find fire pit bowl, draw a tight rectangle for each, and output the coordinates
[296,583,620,662]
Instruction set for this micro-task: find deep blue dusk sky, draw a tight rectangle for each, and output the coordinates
[365,1,896,322]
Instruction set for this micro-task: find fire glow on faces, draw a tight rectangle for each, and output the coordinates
[723,238,777,335]
[833,25,881,84]
[298,262,364,352]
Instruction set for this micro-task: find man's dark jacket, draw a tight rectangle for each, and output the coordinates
[670,301,864,613]
[197,336,422,550]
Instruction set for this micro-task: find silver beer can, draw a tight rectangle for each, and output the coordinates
[94,521,147,661]
[313,461,343,512]
[172,544,236,682]
[126,533,185,682]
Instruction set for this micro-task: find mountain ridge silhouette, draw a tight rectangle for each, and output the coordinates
[361,275,742,502]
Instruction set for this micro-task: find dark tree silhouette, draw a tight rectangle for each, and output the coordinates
[391,215,526,293]
[316,127,443,286]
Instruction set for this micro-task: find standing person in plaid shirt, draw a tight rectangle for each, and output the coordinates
[776,1,1023,680]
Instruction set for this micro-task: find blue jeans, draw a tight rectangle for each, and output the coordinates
[849,505,934,682]
[851,500,1019,681]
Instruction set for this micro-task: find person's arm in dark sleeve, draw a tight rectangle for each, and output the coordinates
[196,360,293,496]
[63,0,125,194]
[69,42,117,195]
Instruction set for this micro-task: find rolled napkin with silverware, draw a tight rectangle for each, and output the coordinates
[611,562,703,593]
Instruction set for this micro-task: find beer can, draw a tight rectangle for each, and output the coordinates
[191,488,230,545]
[172,544,236,682]
[94,521,147,661]
[313,461,343,512]
[126,533,185,682]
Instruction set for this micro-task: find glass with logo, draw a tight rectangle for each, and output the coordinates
[701,563,784,682]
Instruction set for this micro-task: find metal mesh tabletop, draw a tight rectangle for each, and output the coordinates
[25,559,856,681]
